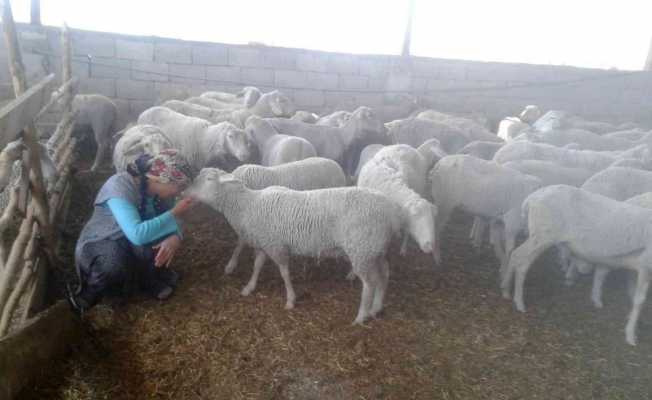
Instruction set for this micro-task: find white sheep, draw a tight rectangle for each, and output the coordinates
[375,93,420,123]
[191,90,296,124]
[532,110,618,134]
[603,129,649,142]
[518,105,541,125]
[353,144,384,181]
[186,168,404,324]
[200,86,262,108]
[316,111,352,127]
[385,118,472,154]
[224,157,347,282]
[515,128,652,151]
[430,154,542,272]
[161,100,222,124]
[53,92,118,172]
[493,141,651,172]
[501,184,652,345]
[266,106,388,176]
[416,109,502,144]
[581,166,652,201]
[137,106,252,173]
[358,145,439,263]
[502,160,594,187]
[497,117,530,141]
[244,116,317,166]
[112,125,173,172]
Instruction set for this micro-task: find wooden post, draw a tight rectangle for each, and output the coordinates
[1,0,58,266]
[62,25,73,115]
[401,0,416,57]
[645,36,652,71]
[30,0,41,26]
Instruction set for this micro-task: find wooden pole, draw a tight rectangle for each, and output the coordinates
[62,25,73,115]
[1,0,58,267]
[645,36,652,71]
[30,0,41,26]
[401,0,416,57]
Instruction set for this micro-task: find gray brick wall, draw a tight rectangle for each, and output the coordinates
[1,23,651,126]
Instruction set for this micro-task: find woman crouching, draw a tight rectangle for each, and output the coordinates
[67,149,196,314]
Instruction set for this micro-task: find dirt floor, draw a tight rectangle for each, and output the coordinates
[18,173,652,400]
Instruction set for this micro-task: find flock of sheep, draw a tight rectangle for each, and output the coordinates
[3,84,651,345]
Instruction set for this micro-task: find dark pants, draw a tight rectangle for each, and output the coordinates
[76,237,165,306]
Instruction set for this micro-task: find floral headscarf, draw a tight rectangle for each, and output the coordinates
[127,149,193,187]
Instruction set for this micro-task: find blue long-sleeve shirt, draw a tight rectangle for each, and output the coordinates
[105,197,180,246]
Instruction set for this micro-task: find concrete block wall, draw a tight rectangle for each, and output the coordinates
[1,22,651,131]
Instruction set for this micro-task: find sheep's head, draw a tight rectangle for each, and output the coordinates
[291,110,319,124]
[404,198,439,265]
[239,86,262,108]
[417,139,447,170]
[215,122,252,162]
[185,167,233,204]
[519,105,541,125]
[266,90,295,117]
[244,115,277,145]
[347,106,386,143]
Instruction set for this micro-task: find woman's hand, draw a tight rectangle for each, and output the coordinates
[153,235,182,268]
[171,197,197,218]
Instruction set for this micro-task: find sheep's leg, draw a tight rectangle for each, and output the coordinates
[90,134,110,172]
[470,217,487,248]
[345,269,356,281]
[399,234,409,256]
[267,249,295,310]
[501,236,551,309]
[491,222,507,277]
[558,245,571,273]
[564,261,579,287]
[370,258,390,318]
[225,239,245,275]
[591,266,610,309]
[241,251,266,296]
[625,268,650,346]
[352,261,379,325]
[627,271,637,302]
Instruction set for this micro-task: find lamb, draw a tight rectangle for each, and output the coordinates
[416,109,502,143]
[244,116,317,166]
[493,141,651,172]
[186,168,404,324]
[137,106,252,173]
[500,184,652,345]
[456,140,504,160]
[430,155,542,271]
[161,100,222,123]
[53,91,118,172]
[266,106,388,176]
[384,118,472,154]
[200,86,262,107]
[112,125,173,172]
[358,145,439,263]
[316,111,352,127]
[291,110,319,123]
[224,157,347,280]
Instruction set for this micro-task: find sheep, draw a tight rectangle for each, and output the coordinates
[137,106,252,173]
[186,168,404,324]
[353,144,384,181]
[266,106,388,176]
[493,141,651,172]
[161,100,222,123]
[224,157,347,279]
[200,86,262,107]
[430,155,542,272]
[497,117,530,141]
[53,91,118,172]
[291,110,319,123]
[197,90,297,129]
[416,109,502,143]
[532,110,617,134]
[416,139,448,172]
[112,125,173,172]
[581,167,652,201]
[186,96,242,111]
[500,184,652,345]
[375,93,420,123]
[384,118,471,154]
[515,128,652,151]
[358,145,439,263]
[502,160,594,187]
[244,116,317,166]
[518,105,541,125]
[456,140,504,160]
[316,111,352,127]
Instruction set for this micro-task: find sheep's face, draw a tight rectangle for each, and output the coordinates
[185,168,229,204]
[267,91,295,117]
[405,199,439,262]
[349,107,386,141]
[242,87,262,108]
[224,126,252,162]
